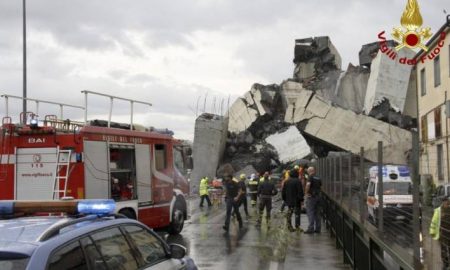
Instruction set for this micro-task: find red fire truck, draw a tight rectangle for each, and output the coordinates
[0,91,192,234]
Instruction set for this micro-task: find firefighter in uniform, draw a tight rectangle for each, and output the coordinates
[257,172,277,227]
[238,174,250,218]
[430,196,450,269]
[199,177,212,207]
[223,174,244,232]
[248,173,259,207]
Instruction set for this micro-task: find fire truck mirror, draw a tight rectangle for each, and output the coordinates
[186,156,193,170]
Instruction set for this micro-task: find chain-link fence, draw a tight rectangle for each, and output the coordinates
[317,137,445,270]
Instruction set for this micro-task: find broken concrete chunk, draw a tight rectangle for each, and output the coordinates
[294,36,342,69]
[265,126,311,164]
[333,64,370,113]
[359,40,397,68]
[228,98,259,133]
[244,92,255,106]
[302,104,412,164]
[363,47,415,114]
[293,62,316,82]
[284,89,314,123]
[280,80,307,110]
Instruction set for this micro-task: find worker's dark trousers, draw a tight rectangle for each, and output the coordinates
[224,199,242,229]
[286,205,301,229]
[199,195,212,207]
[239,195,249,216]
[259,197,272,222]
[441,241,450,270]
[306,196,321,232]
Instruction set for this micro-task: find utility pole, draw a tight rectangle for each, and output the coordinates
[22,0,27,123]
[445,91,450,183]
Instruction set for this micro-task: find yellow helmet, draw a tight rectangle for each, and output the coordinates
[240,174,246,180]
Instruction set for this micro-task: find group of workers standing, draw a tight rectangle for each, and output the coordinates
[198,164,322,234]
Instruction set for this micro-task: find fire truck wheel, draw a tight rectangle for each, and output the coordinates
[168,202,185,235]
[119,209,136,219]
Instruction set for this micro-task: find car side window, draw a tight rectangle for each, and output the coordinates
[47,240,87,270]
[123,225,168,266]
[80,237,107,270]
[447,186,450,196]
[90,227,138,270]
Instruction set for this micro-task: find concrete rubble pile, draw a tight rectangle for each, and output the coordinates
[191,36,417,185]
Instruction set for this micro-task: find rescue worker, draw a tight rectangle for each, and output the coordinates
[223,173,244,232]
[282,169,304,232]
[430,196,450,269]
[280,169,290,213]
[248,173,259,207]
[238,174,250,218]
[257,172,277,227]
[121,180,134,200]
[111,178,121,201]
[199,177,212,207]
[304,166,322,234]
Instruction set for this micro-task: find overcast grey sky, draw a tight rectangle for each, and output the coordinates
[0,0,448,139]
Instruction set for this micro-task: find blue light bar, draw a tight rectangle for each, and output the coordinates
[77,199,115,215]
[0,201,14,216]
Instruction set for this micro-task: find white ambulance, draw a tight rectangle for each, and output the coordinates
[366,165,413,223]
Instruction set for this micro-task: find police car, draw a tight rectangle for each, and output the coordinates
[0,199,197,270]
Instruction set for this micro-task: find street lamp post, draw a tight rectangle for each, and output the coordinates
[22,0,27,123]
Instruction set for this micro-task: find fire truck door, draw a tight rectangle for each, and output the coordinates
[83,141,109,199]
[15,147,57,200]
[136,144,152,204]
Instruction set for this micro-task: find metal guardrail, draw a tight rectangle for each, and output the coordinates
[317,134,427,270]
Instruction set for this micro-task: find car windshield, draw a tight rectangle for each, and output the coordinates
[0,258,30,270]
[383,182,411,195]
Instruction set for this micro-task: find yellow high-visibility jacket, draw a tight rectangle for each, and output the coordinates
[199,178,209,196]
[430,207,441,240]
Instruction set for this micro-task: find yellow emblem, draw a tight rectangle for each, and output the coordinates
[392,0,432,51]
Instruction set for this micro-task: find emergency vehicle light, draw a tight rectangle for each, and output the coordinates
[30,118,39,128]
[0,199,115,218]
[77,199,115,215]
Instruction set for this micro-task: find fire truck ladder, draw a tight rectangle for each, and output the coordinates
[52,149,72,200]
[0,117,13,181]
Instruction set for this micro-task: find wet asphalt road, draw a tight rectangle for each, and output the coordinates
[160,197,349,270]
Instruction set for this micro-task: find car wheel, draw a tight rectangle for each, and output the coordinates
[168,201,185,235]
[119,209,136,219]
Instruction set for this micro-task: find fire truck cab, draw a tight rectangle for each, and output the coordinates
[0,91,192,235]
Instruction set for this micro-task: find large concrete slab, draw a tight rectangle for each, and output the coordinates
[303,99,411,164]
[284,89,314,123]
[364,48,415,113]
[228,98,259,133]
[191,113,228,188]
[286,88,412,164]
[265,126,311,164]
[280,80,307,110]
[334,65,370,113]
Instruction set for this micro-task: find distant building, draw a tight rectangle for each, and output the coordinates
[417,18,450,184]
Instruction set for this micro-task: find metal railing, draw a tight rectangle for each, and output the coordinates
[316,133,443,269]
